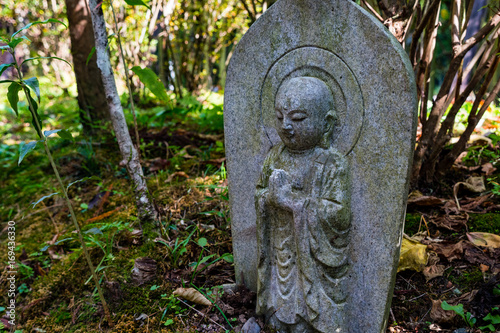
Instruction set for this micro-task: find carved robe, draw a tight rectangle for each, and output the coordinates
[255,144,351,332]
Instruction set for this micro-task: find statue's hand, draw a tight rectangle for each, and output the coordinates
[268,169,292,207]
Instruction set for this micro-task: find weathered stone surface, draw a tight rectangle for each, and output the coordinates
[241,317,261,333]
[224,0,417,332]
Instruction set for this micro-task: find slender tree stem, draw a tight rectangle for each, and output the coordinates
[12,51,112,325]
[110,0,141,151]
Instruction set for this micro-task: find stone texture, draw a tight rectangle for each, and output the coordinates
[241,317,261,333]
[224,0,417,332]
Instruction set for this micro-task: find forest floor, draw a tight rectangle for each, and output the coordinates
[0,92,499,333]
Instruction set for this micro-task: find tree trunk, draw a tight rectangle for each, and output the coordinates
[88,0,158,224]
[65,0,110,137]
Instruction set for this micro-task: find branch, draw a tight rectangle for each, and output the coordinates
[459,10,500,57]
[241,0,256,23]
[361,0,384,22]
[409,0,441,66]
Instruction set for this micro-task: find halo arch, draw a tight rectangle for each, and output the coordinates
[260,46,363,155]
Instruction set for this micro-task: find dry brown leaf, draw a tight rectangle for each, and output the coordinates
[453,177,486,209]
[408,190,445,207]
[428,241,469,262]
[398,236,428,273]
[460,194,494,212]
[423,253,445,282]
[467,232,500,248]
[430,299,456,323]
[165,171,189,183]
[481,162,497,176]
[430,214,468,231]
[480,264,489,272]
[173,287,212,306]
[423,264,445,282]
[407,195,445,207]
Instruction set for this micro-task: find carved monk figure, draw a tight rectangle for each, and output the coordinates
[255,77,351,332]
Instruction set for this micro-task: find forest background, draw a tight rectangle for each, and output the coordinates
[0,0,500,332]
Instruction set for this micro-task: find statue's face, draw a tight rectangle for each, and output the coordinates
[275,77,333,151]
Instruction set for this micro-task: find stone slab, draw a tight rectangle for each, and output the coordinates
[224,0,417,331]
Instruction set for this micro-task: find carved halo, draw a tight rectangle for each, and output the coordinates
[260,46,364,156]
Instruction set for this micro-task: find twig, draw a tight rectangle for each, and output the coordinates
[361,0,383,22]
[407,293,427,302]
[176,298,227,331]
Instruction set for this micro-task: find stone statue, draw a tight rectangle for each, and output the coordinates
[255,77,351,333]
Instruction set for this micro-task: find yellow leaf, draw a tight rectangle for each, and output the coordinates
[173,287,211,306]
[398,235,428,272]
[466,232,500,248]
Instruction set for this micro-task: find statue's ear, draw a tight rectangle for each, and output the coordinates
[324,110,336,133]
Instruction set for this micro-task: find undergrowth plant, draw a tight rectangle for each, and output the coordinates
[0,20,112,324]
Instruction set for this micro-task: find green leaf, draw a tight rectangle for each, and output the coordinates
[221,253,234,263]
[66,176,101,191]
[150,285,160,291]
[54,237,73,245]
[7,82,21,116]
[84,227,103,235]
[479,324,496,331]
[8,36,30,49]
[57,129,73,141]
[483,313,500,324]
[22,56,71,67]
[198,254,216,265]
[124,0,151,9]
[86,47,96,66]
[441,301,465,317]
[0,62,14,76]
[26,92,43,138]
[31,192,59,208]
[12,19,67,39]
[18,141,38,165]
[131,66,170,102]
[164,319,174,326]
[44,129,62,137]
[24,77,40,102]
[197,237,208,247]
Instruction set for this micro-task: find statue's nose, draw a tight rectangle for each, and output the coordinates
[282,123,293,131]
[282,121,294,136]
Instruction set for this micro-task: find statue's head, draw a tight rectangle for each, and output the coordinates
[275,76,336,151]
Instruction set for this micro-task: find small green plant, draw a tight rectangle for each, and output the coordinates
[441,301,476,328]
[479,307,500,331]
[155,225,197,268]
[1,21,111,323]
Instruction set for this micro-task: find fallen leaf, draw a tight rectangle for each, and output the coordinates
[428,241,470,262]
[453,177,486,209]
[407,195,445,207]
[86,206,122,222]
[460,194,494,212]
[173,287,211,306]
[398,235,428,272]
[481,162,497,176]
[165,171,189,183]
[480,264,489,272]
[467,232,500,248]
[430,213,468,231]
[423,253,445,282]
[430,299,456,323]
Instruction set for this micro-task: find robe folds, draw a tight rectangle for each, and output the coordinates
[255,144,351,332]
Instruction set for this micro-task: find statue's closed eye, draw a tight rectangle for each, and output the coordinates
[291,112,307,121]
[276,111,283,120]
